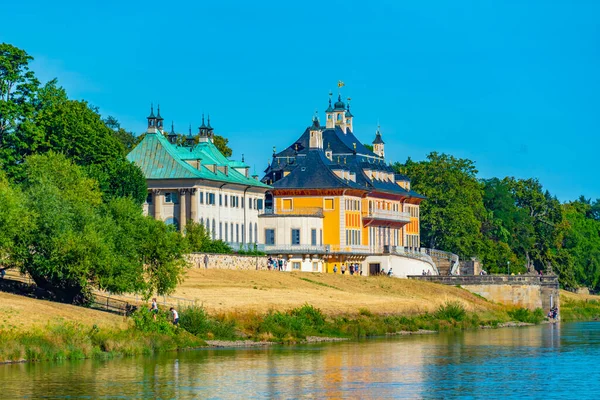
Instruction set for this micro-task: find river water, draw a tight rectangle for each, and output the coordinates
[2,322,599,399]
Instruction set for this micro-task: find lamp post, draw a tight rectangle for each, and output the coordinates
[507,261,510,275]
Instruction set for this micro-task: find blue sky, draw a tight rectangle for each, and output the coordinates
[2,0,598,201]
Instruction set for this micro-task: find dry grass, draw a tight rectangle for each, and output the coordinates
[0,291,127,332]
[560,289,600,302]
[174,269,501,316]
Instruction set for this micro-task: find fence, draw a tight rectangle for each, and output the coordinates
[89,294,136,316]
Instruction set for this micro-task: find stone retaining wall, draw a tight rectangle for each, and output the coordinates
[186,253,268,270]
[409,275,560,312]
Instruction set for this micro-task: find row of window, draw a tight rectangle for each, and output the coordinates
[345,198,361,211]
[196,218,260,244]
[264,228,324,246]
[368,200,401,213]
[346,229,362,246]
[147,191,264,210]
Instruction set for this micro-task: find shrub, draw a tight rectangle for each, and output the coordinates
[131,307,176,335]
[507,307,544,324]
[434,302,467,321]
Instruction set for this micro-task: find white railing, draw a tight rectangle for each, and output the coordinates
[264,244,326,253]
[363,210,411,222]
[261,207,324,217]
[327,244,371,254]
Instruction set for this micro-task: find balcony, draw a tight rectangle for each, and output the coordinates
[327,244,371,255]
[363,209,411,224]
[264,244,327,254]
[260,207,324,218]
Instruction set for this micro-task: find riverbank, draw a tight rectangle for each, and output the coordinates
[560,290,600,321]
[1,271,597,364]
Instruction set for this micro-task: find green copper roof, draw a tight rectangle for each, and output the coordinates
[127,132,271,188]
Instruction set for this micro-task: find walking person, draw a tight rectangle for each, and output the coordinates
[150,298,158,320]
[204,254,209,269]
[170,307,179,325]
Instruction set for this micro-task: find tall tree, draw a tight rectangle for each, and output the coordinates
[13,153,187,302]
[394,152,485,258]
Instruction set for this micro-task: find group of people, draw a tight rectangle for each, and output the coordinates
[267,256,287,271]
[422,269,433,276]
[332,263,363,276]
[150,297,179,325]
[548,307,559,320]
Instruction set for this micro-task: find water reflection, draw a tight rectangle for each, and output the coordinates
[2,323,600,399]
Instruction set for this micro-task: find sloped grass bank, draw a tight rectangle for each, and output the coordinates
[1,301,547,364]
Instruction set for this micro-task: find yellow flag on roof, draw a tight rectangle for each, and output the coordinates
[338,80,345,88]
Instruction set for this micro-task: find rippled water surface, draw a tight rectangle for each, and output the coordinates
[2,322,600,399]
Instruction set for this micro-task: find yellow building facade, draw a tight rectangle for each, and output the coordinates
[260,93,430,276]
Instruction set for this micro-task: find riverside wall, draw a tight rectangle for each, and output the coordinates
[409,275,560,311]
[186,253,268,270]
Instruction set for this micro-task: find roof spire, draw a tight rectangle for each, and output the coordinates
[156,104,163,120]
[200,113,206,128]
[207,114,212,129]
[326,91,333,113]
[171,121,175,134]
[147,103,156,119]
[242,154,245,163]
[188,123,192,136]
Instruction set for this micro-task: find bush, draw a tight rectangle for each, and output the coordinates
[507,307,544,324]
[131,307,176,335]
[434,302,467,321]
[259,304,327,339]
[178,305,238,339]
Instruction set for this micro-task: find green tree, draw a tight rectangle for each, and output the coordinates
[560,200,600,289]
[0,172,32,271]
[184,220,232,254]
[394,152,485,258]
[213,134,232,157]
[12,153,186,302]
[104,115,139,154]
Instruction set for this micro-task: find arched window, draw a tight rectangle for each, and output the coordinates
[254,223,258,244]
[249,225,253,243]
[212,219,216,240]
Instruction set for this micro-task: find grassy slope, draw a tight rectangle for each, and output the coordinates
[0,291,126,332]
[174,269,501,316]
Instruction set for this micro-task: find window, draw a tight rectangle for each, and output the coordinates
[324,198,334,210]
[254,223,258,244]
[146,192,152,204]
[320,229,323,245]
[212,219,216,240]
[241,197,244,208]
[312,262,319,272]
[236,224,239,243]
[225,223,229,241]
[249,198,253,209]
[219,194,222,206]
[199,192,204,204]
[291,229,300,245]
[257,199,264,210]
[311,229,317,246]
[282,199,293,211]
[230,223,234,242]
[265,229,275,245]
[292,262,301,270]
[249,225,253,243]
[165,192,178,204]
[225,195,228,207]
[207,193,215,205]
[219,222,223,240]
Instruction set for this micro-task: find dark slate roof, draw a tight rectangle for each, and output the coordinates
[373,133,384,144]
[262,121,424,199]
[272,150,363,190]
